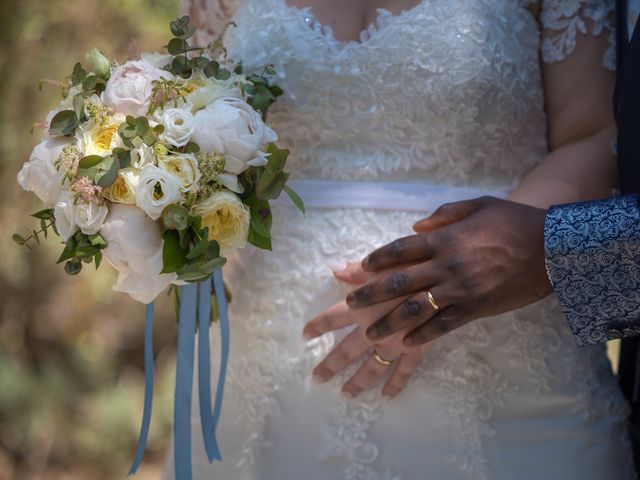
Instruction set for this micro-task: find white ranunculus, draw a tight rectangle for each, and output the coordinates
[17,138,69,207]
[158,153,200,193]
[158,108,195,147]
[76,201,109,235]
[101,204,177,303]
[192,190,250,253]
[191,96,277,175]
[130,143,156,169]
[135,164,182,220]
[102,59,173,117]
[53,191,77,240]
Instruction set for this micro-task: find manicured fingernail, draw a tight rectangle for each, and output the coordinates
[327,260,347,273]
[342,389,355,399]
[365,325,377,340]
[313,370,330,383]
[302,330,314,341]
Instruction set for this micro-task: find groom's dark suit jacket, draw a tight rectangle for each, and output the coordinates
[617,0,640,464]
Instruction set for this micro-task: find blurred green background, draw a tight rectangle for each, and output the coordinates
[0,1,181,479]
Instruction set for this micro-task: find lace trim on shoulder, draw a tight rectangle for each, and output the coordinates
[539,0,616,70]
[181,0,242,46]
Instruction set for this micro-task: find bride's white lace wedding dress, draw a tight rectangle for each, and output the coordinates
[163,1,635,478]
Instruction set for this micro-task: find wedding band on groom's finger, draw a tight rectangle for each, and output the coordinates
[364,289,444,341]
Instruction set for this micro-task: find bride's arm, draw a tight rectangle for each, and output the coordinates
[509,6,617,208]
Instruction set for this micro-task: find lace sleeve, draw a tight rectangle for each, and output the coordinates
[538,0,616,70]
[181,0,242,46]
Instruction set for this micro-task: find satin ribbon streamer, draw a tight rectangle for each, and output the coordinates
[129,269,230,479]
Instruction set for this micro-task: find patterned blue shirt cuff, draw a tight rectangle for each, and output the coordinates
[544,194,640,346]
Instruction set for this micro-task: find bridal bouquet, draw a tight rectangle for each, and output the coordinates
[15,16,303,303]
[14,16,302,479]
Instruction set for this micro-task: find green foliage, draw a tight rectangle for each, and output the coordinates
[161,214,226,282]
[56,230,108,276]
[12,209,57,250]
[49,109,79,136]
[118,115,160,148]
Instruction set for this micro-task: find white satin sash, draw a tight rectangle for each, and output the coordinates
[272,179,511,212]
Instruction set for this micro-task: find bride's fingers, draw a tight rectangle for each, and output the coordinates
[303,301,352,340]
[332,261,372,285]
[304,296,409,340]
[341,346,399,399]
[346,262,439,309]
[381,352,423,399]
[361,234,435,273]
[365,290,441,341]
[312,329,369,383]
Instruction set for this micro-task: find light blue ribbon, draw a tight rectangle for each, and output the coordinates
[211,269,230,456]
[128,302,155,476]
[129,270,230,478]
[174,284,198,480]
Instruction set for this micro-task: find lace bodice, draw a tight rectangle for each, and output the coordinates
[183,0,613,187]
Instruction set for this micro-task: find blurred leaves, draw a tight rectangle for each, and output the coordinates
[0,1,179,479]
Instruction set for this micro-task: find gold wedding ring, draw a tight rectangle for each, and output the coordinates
[372,350,394,366]
[425,290,441,312]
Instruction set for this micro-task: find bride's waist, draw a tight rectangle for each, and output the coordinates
[272,179,512,212]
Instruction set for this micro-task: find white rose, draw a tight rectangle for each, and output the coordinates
[185,76,241,113]
[130,143,156,169]
[158,108,195,147]
[192,190,250,253]
[17,138,69,207]
[101,204,177,304]
[192,97,277,175]
[158,153,200,193]
[135,164,182,220]
[102,60,173,117]
[76,201,109,235]
[53,191,77,241]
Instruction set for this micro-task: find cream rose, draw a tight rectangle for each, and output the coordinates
[53,191,77,240]
[102,59,173,117]
[135,164,182,220]
[192,190,250,253]
[191,96,277,175]
[158,153,200,193]
[18,138,70,207]
[158,108,195,147]
[101,204,177,303]
[76,201,109,235]
[103,168,139,204]
[130,143,156,169]
[185,75,241,113]
[77,114,124,157]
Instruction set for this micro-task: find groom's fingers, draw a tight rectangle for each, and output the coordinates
[365,291,440,341]
[312,329,369,383]
[403,306,470,346]
[361,234,435,273]
[346,262,439,309]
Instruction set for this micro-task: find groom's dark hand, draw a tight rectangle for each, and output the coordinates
[346,197,554,346]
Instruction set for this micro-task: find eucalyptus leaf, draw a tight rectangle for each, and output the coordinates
[162,230,188,273]
[78,155,104,169]
[96,156,120,189]
[65,260,83,275]
[167,38,188,55]
[31,209,54,220]
[49,110,79,136]
[284,185,305,214]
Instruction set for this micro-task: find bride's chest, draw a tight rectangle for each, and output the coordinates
[225,0,542,102]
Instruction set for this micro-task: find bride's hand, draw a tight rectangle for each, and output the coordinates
[304,269,426,399]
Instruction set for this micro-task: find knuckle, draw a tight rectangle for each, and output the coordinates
[384,272,409,294]
[432,316,450,334]
[443,256,465,274]
[389,238,407,258]
[400,298,423,319]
